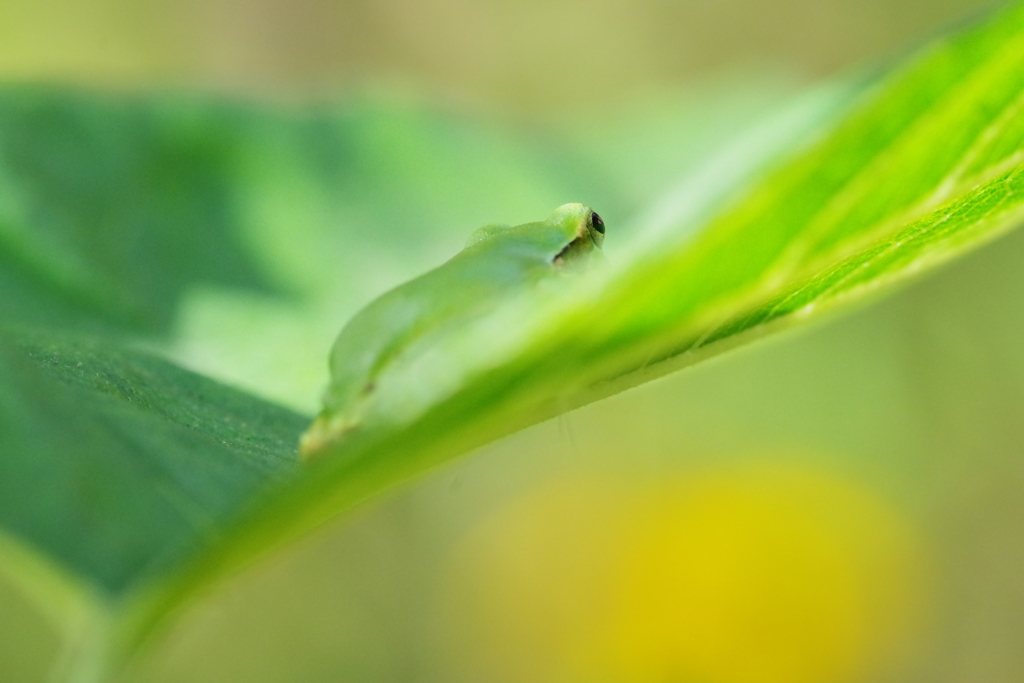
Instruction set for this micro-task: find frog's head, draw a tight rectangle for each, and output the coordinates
[549,203,605,264]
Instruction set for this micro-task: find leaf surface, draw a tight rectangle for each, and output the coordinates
[298,2,1024,516]
[0,330,304,596]
[0,90,279,335]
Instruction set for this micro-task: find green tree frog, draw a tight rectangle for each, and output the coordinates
[300,203,605,459]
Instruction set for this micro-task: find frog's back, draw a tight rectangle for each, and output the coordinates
[323,220,573,419]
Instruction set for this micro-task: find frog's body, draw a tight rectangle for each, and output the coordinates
[300,203,604,459]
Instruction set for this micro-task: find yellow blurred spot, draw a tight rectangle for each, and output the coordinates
[439,464,928,683]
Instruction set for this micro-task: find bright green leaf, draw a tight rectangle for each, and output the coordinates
[292,1,1024,531]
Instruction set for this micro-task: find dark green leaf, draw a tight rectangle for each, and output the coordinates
[0,330,304,598]
[0,90,275,334]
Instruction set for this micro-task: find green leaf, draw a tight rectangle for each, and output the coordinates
[0,330,306,679]
[0,89,276,335]
[295,2,1024,515]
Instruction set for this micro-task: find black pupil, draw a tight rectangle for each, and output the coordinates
[591,212,605,234]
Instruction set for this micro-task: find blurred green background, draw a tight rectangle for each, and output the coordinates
[1,0,1020,682]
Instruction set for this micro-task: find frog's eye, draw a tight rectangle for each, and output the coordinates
[589,212,605,235]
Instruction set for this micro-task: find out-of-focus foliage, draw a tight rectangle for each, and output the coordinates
[0,90,275,334]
